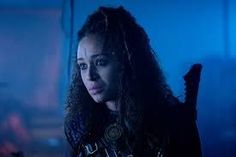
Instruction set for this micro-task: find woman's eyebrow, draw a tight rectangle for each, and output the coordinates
[77,58,84,61]
[77,53,110,61]
[91,53,110,58]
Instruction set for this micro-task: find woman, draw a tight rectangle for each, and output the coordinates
[64,6,202,157]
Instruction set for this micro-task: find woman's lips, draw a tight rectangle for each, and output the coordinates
[89,86,103,95]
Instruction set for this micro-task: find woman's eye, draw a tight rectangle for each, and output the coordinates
[95,58,108,66]
[78,63,87,70]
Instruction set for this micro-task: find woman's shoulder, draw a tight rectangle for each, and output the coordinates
[64,112,87,151]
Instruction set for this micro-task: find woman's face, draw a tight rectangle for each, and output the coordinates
[77,34,120,103]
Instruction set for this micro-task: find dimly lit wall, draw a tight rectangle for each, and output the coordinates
[0,4,64,157]
[0,8,63,110]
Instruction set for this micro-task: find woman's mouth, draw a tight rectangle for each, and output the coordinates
[89,86,103,95]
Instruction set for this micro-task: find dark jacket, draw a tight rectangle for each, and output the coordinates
[64,102,202,157]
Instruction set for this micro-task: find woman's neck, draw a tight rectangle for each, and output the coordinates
[105,101,119,112]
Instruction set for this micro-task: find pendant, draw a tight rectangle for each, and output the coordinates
[104,123,124,142]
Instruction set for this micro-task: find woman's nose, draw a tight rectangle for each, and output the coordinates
[87,64,98,81]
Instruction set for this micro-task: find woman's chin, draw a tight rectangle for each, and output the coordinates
[91,95,105,103]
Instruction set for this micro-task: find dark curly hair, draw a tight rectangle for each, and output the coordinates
[65,6,179,154]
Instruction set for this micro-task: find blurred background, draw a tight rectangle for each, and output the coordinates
[0,0,235,157]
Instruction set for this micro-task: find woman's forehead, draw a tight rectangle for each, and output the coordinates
[77,34,120,61]
[77,34,104,58]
